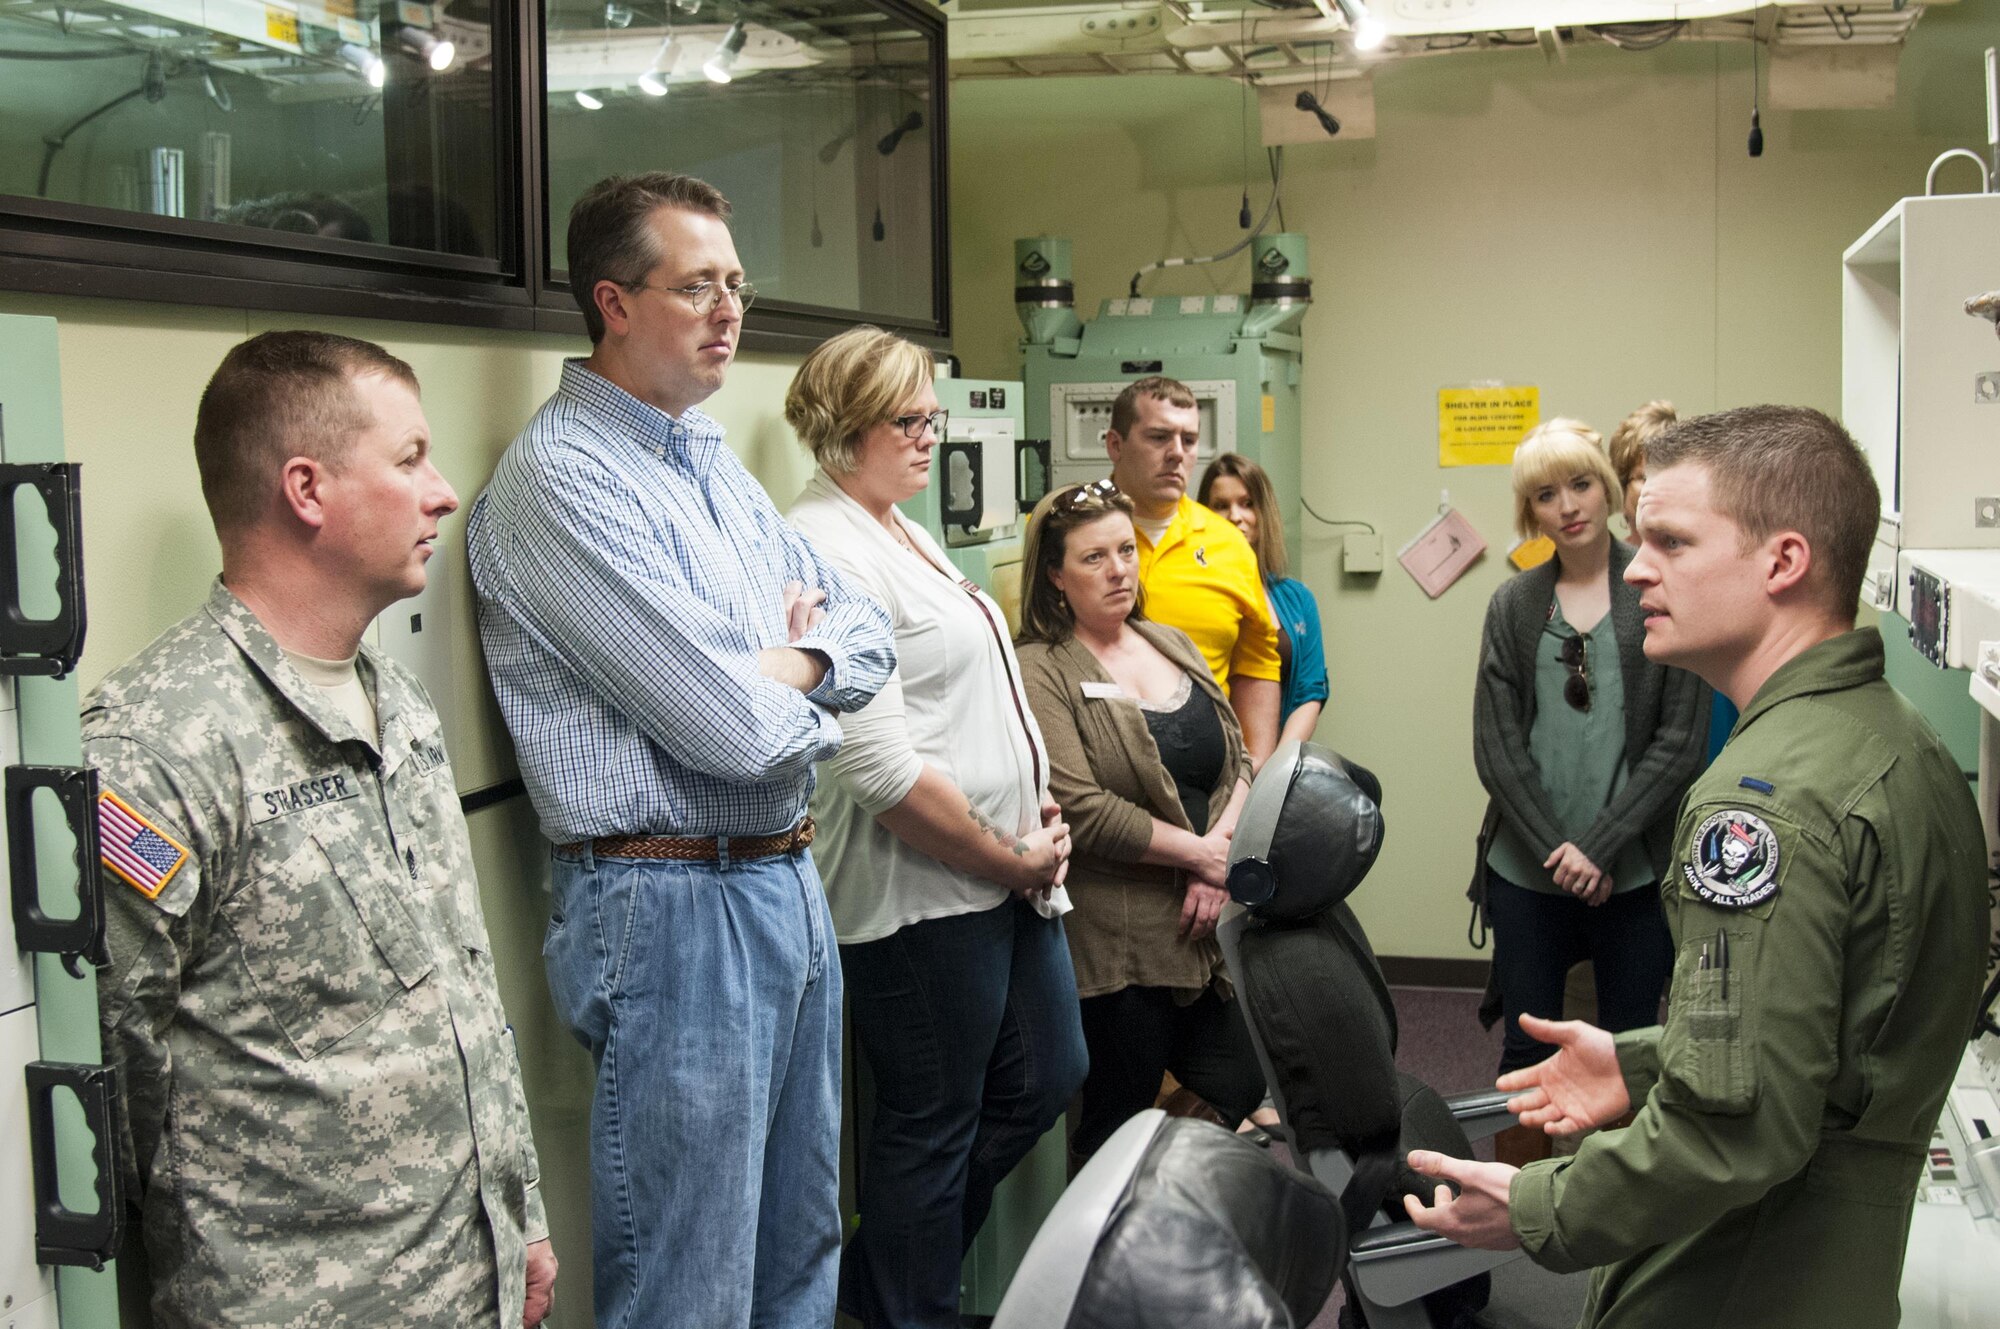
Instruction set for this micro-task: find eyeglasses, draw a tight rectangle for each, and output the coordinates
[624,279,757,316]
[889,410,948,440]
[1062,478,1120,508]
[1559,635,1591,712]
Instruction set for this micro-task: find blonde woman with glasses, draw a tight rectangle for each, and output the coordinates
[1470,418,1709,1168]
[784,327,1086,1329]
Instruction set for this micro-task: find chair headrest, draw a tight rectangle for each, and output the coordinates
[1225,740,1384,921]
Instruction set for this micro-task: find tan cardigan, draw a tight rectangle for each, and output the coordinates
[1017,619,1252,999]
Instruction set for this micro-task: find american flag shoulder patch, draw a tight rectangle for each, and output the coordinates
[98,790,191,900]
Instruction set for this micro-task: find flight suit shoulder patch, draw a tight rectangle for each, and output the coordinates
[1683,808,1781,909]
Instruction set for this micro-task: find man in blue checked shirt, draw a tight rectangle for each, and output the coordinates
[467,172,894,1329]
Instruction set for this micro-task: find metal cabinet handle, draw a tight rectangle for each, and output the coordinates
[8,764,104,978]
[0,462,87,679]
[1017,440,1052,515]
[25,1061,124,1271]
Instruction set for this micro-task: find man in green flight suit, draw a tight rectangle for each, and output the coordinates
[1406,405,1989,1327]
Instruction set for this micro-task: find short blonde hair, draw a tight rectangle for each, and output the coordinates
[1607,400,1678,491]
[784,326,934,475]
[1511,417,1617,541]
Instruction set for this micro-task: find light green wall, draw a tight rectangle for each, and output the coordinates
[949,2,2000,961]
[0,286,822,1316]
[7,7,2000,1310]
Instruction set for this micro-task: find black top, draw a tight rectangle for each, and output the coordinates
[1142,679,1227,836]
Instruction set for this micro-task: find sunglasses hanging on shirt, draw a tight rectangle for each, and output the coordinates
[1559,635,1591,713]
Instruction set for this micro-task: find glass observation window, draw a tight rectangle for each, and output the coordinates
[0,0,502,260]
[542,0,938,326]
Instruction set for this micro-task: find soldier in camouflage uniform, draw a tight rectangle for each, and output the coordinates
[88,332,557,1329]
[1404,406,1988,1328]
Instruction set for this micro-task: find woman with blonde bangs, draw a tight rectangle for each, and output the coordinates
[1470,417,1709,1168]
[784,327,1088,1329]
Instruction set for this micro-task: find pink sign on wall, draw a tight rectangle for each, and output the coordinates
[1398,508,1486,599]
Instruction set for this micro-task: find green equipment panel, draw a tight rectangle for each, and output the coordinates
[1016,231,1310,572]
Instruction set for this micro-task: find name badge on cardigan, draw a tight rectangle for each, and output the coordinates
[1081,680,1130,700]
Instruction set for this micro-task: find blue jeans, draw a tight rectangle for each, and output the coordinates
[544,844,842,1329]
[1486,869,1673,1076]
[837,896,1088,1329]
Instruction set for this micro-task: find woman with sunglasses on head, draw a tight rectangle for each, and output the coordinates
[1015,480,1264,1164]
[1198,453,1328,751]
[784,328,1088,1329]
[1472,418,1709,1168]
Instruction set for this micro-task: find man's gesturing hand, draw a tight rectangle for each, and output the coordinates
[1496,1014,1629,1137]
[1403,1152,1521,1251]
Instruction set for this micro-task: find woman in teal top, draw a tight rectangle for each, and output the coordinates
[1199,454,1329,747]
[1470,419,1710,1165]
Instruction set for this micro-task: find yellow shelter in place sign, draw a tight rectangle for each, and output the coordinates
[1438,387,1539,467]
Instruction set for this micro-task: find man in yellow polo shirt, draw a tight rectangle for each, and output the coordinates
[1105,375,1281,768]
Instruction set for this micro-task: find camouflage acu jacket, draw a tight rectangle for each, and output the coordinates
[86,580,545,1329]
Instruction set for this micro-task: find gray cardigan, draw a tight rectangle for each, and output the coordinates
[1472,538,1710,882]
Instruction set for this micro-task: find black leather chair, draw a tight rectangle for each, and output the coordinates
[992,1109,1347,1329]
[1218,740,1524,1329]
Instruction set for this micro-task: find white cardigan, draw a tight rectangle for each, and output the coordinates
[787,468,1069,944]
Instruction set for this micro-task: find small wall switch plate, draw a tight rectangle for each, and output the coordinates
[1977,496,2000,528]
[1343,532,1384,573]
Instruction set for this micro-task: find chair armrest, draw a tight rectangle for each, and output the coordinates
[1348,1220,1525,1307]
[1442,1088,1516,1143]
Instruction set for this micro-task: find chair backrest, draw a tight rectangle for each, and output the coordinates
[1228,905,1406,1237]
[995,1112,1348,1329]
[993,1110,1164,1329]
[1220,743,1497,1327]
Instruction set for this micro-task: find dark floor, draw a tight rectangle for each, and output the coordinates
[1298,985,1590,1329]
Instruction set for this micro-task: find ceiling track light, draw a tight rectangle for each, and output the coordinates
[399,27,457,71]
[1333,0,1386,51]
[201,65,233,111]
[338,41,386,88]
[877,109,923,155]
[637,34,680,96]
[575,88,604,109]
[142,48,168,101]
[703,20,745,83]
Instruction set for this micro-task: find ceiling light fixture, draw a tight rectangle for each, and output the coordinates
[338,41,386,88]
[575,88,605,109]
[877,109,923,155]
[201,66,233,111]
[703,21,745,83]
[637,34,680,95]
[400,27,457,71]
[1334,0,1386,51]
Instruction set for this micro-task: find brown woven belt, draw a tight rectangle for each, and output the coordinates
[564,817,815,863]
